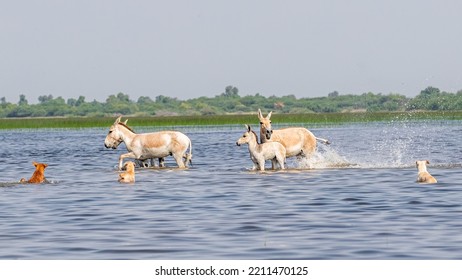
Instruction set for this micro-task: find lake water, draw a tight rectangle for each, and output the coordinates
[1,120,461,259]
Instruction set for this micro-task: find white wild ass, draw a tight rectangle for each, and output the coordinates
[104,116,192,170]
[236,124,286,171]
[257,109,330,161]
[120,119,165,168]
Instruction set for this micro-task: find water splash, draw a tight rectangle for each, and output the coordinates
[295,120,459,170]
[296,144,354,169]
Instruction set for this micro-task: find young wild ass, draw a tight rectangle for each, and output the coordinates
[20,161,48,183]
[257,109,330,162]
[236,124,286,171]
[416,160,437,184]
[104,116,192,170]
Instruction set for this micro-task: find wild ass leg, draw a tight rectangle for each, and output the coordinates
[118,152,136,170]
[249,154,258,171]
[136,159,149,168]
[158,158,165,167]
[143,158,156,167]
[271,161,276,170]
[257,159,265,171]
[172,153,186,168]
[276,155,285,170]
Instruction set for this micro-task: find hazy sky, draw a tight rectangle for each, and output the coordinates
[1,0,461,103]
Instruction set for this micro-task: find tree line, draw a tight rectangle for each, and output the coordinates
[1,86,461,118]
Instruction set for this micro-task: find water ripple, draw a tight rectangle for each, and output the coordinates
[1,122,461,259]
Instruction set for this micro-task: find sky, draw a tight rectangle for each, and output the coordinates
[1,0,461,103]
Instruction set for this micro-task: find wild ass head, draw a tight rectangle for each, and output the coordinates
[236,124,257,146]
[104,116,126,149]
[258,109,273,141]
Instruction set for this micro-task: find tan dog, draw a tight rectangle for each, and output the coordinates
[20,161,48,183]
[416,160,437,184]
[118,161,136,183]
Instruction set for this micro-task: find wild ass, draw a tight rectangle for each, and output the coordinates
[120,119,165,168]
[257,109,330,161]
[104,116,192,170]
[236,124,286,171]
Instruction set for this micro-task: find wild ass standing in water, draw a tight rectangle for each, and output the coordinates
[120,119,165,168]
[104,116,192,170]
[236,124,286,171]
[257,109,330,161]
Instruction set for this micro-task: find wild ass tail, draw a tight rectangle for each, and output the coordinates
[183,139,193,166]
[316,137,330,145]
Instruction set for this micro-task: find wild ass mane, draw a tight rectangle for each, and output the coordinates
[250,130,259,142]
[117,122,135,133]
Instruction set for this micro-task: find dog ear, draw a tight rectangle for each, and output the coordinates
[43,163,48,168]
[32,161,38,167]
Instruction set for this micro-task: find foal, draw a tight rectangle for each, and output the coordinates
[236,125,286,171]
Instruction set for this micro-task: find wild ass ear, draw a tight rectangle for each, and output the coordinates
[267,111,272,119]
[426,160,430,164]
[245,124,251,131]
[257,109,263,120]
[123,119,128,125]
[114,116,122,124]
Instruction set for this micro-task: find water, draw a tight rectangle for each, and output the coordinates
[0,121,461,259]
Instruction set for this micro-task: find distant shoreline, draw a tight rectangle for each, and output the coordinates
[1,111,461,130]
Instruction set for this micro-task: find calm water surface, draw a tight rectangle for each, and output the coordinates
[1,121,461,259]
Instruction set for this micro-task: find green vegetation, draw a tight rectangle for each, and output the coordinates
[1,86,462,119]
[2,111,461,130]
[1,86,461,129]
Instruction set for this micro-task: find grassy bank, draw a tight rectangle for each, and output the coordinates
[1,111,462,130]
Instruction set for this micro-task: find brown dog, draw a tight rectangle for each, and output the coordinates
[416,160,437,184]
[118,161,136,183]
[20,161,48,183]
